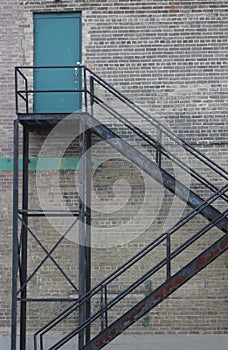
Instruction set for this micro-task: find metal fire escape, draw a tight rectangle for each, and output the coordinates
[12,65,228,350]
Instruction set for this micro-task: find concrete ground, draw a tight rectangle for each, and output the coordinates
[1,334,228,350]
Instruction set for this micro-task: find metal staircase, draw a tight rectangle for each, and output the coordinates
[14,65,228,350]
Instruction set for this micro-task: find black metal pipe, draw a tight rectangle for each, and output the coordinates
[166,233,171,280]
[91,95,228,202]
[17,216,79,294]
[37,185,228,345]
[13,65,228,348]
[86,233,228,349]
[171,209,228,260]
[15,65,85,69]
[104,285,108,328]
[17,93,27,102]
[20,127,29,350]
[85,67,133,105]
[90,74,228,179]
[11,120,19,350]
[78,120,86,349]
[85,128,92,344]
[18,209,80,213]
[90,76,94,116]
[46,181,226,330]
[16,68,28,81]
[15,69,19,114]
[17,89,85,93]
[100,287,104,331]
[86,113,228,232]
[19,213,79,217]
[80,208,228,345]
[44,211,227,350]
[84,67,88,112]
[156,127,162,167]
[15,65,227,178]
[18,298,79,302]
[25,81,29,114]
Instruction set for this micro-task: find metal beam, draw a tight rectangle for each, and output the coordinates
[84,113,228,233]
[85,128,92,344]
[79,120,86,349]
[11,120,19,350]
[20,127,29,350]
[83,233,228,350]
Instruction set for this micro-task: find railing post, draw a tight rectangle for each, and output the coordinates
[142,280,152,327]
[90,76,94,116]
[100,285,108,331]
[166,232,171,280]
[104,285,108,328]
[85,127,92,344]
[15,68,18,114]
[20,126,29,350]
[100,286,104,331]
[78,119,86,350]
[11,120,19,350]
[83,67,88,112]
[25,78,29,114]
[156,127,162,167]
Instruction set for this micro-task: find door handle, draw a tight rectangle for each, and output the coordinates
[74,62,81,84]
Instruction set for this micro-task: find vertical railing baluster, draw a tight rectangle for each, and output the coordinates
[166,232,171,279]
[78,120,86,350]
[11,120,19,350]
[156,127,162,167]
[25,74,29,114]
[40,334,44,350]
[84,67,88,112]
[33,334,37,350]
[90,76,94,116]
[104,285,108,328]
[100,286,104,331]
[85,127,92,344]
[15,68,18,114]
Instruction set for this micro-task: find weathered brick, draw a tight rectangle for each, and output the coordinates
[0,0,227,340]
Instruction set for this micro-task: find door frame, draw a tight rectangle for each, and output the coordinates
[33,12,82,113]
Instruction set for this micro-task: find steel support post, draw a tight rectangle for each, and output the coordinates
[11,120,19,350]
[156,128,162,167]
[78,119,86,349]
[85,128,92,343]
[20,127,29,350]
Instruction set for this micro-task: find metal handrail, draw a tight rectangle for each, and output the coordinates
[15,65,228,349]
[85,68,228,179]
[90,93,228,202]
[44,207,228,350]
[15,65,227,200]
[15,65,227,179]
[34,185,228,349]
[15,64,86,115]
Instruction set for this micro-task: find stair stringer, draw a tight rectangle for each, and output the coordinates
[83,113,228,232]
[82,234,228,350]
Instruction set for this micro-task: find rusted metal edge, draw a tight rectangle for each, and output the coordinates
[83,234,228,350]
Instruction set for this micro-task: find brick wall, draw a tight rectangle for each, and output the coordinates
[0,0,227,340]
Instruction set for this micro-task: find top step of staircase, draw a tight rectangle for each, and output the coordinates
[17,112,88,131]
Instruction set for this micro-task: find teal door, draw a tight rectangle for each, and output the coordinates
[34,13,82,113]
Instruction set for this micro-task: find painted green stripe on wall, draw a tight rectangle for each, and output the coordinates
[0,157,100,171]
